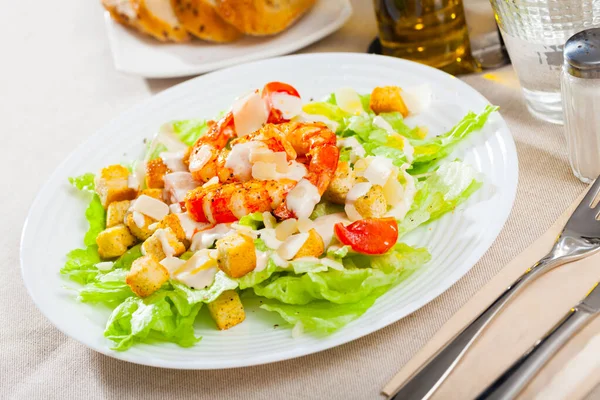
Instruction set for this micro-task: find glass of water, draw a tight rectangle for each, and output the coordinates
[490,0,600,124]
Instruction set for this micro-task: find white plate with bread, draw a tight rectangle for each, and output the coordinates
[103,0,353,78]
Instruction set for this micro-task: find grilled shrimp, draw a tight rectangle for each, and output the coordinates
[185,179,297,224]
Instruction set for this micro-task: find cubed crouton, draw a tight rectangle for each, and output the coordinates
[207,290,245,330]
[369,86,409,117]
[95,165,138,208]
[216,233,256,278]
[140,188,164,200]
[142,228,186,262]
[106,200,130,228]
[96,224,136,259]
[323,161,355,204]
[354,184,387,219]
[294,229,325,259]
[145,159,169,189]
[157,214,187,243]
[125,212,156,241]
[126,255,169,297]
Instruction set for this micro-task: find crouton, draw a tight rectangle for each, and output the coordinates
[294,229,325,259]
[157,214,187,243]
[323,161,355,204]
[126,255,169,297]
[95,165,138,208]
[354,184,387,219]
[369,86,409,117]
[96,224,136,259]
[125,212,156,241]
[140,188,164,200]
[142,228,186,262]
[106,200,131,228]
[145,159,169,189]
[207,290,245,330]
[216,233,256,278]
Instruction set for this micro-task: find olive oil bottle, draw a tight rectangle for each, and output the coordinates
[373,0,481,75]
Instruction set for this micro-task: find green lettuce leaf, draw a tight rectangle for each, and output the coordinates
[379,112,423,139]
[171,271,238,303]
[60,246,102,284]
[68,173,95,193]
[238,212,264,230]
[237,258,280,290]
[302,102,348,125]
[84,195,106,246]
[104,287,202,351]
[398,161,482,237]
[260,288,386,334]
[113,244,143,270]
[252,243,430,305]
[310,202,344,219]
[410,105,497,171]
[78,268,134,305]
[171,119,209,146]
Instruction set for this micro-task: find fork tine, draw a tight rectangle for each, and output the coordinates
[580,175,600,209]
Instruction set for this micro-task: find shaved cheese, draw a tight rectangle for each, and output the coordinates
[271,252,290,268]
[294,112,340,132]
[383,175,403,206]
[160,150,187,172]
[190,224,232,251]
[231,222,258,239]
[188,145,212,172]
[95,261,114,272]
[297,217,314,233]
[335,87,364,115]
[284,161,308,181]
[160,256,186,275]
[344,204,363,222]
[337,136,366,163]
[132,211,146,228]
[132,195,169,221]
[226,141,266,181]
[252,161,278,181]
[232,90,269,137]
[277,233,310,260]
[260,228,283,250]
[286,179,321,219]
[320,257,345,271]
[401,84,432,115]
[362,156,395,186]
[262,212,277,229]
[312,213,349,247]
[275,219,298,240]
[255,250,270,272]
[270,92,303,119]
[386,164,417,220]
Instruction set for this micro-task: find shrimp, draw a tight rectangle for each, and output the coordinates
[185,179,297,224]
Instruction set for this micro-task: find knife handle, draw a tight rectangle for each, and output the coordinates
[389,255,563,400]
[475,306,595,400]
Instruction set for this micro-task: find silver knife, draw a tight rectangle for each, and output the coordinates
[476,282,600,400]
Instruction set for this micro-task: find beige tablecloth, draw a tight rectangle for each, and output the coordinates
[1,1,594,399]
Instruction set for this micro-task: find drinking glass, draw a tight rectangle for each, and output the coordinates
[373,0,481,76]
[490,0,600,124]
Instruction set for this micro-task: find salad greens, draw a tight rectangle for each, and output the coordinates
[61,87,496,350]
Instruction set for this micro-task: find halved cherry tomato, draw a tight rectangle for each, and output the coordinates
[334,218,398,255]
[262,82,301,124]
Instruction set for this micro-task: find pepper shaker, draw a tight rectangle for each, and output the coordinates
[561,28,600,183]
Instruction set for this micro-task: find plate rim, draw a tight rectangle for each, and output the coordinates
[106,0,353,78]
[21,52,519,369]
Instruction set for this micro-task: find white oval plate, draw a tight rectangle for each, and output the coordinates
[105,0,352,78]
[21,53,518,369]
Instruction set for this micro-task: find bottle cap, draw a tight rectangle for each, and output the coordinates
[564,28,600,79]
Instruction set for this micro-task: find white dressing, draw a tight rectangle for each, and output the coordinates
[160,150,187,172]
[176,212,211,241]
[232,90,269,137]
[277,232,310,260]
[337,136,366,163]
[269,92,303,119]
[249,149,289,171]
[159,256,186,275]
[260,228,283,250]
[312,212,349,247]
[169,203,182,214]
[164,172,200,203]
[132,195,169,221]
[255,250,270,272]
[271,252,290,268]
[335,87,364,115]
[202,176,219,188]
[286,179,321,219]
[361,156,395,186]
[386,164,417,220]
[226,141,266,181]
[132,211,146,228]
[297,217,314,233]
[95,261,114,272]
[190,223,232,251]
[145,125,188,164]
[155,229,176,258]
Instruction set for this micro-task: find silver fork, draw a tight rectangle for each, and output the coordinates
[389,178,600,400]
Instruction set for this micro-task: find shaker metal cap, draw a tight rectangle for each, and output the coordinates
[564,28,600,78]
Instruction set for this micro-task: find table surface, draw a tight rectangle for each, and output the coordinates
[1,0,595,399]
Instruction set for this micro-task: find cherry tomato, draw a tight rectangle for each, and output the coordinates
[262,82,301,124]
[334,218,399,255]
